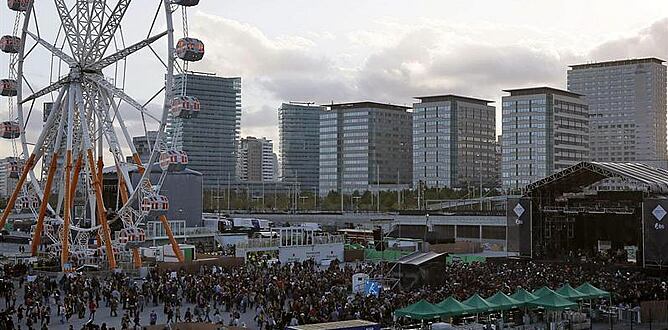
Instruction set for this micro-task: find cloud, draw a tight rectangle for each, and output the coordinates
[588,18,668,61]
[184,14,668,144]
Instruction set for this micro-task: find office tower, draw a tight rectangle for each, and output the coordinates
[319,102,412,195]
[238,137,275,182]
[495,137,502,188]
[501,87,589,190]
[0,157,18,198]
[128,131,158,164]
[278,102,324,193]
[272,153,279,182]
[167,73,241,188]
[567,58,667,165]
[412,95,497,189]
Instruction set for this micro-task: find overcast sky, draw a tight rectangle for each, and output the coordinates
[2,0,668,157]
[188,0,668,147]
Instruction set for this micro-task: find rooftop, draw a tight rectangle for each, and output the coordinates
[525,162,668,195]
[414,94,493,105]
[569,57,665,70]
[394,251,447,266]
[324,101,411,112]
[503,87,583,98]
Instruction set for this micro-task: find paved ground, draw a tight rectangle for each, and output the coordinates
[5,293,260,329]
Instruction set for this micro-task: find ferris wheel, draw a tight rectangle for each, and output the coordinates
[0,0,205,271]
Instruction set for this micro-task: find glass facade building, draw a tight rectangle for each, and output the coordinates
[278,103,324,194]
[567,58,667,166]
[319,102,412,195]
[237,136,275,182]
[167,73,241,188]
[502,87,589,190]
[412,95,497,188]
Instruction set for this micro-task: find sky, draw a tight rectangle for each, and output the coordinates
[2,0,668,157]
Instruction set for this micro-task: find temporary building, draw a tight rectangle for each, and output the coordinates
[486,291,522,310]
[510,288,540,306]
[575,282,610,299]
[436,296,474,317]
[528,291,578,310]
[462,294,496,313]
[394,299,446,320]
[555,283,587,300]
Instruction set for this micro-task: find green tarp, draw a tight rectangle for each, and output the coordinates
[510,288,539,305]
[462,294,496,313]
[528,291,578,310]
[446,255,487,264]
[436,296,474,317]
[364,249,411,261]
[555,283,587,300]
[575,282,610,299]
[395,299,446,320]
[532,286,556,297]
[486,291,522,310]
[345,243,365,250]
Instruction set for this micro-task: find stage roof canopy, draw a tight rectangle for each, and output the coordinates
[525,162,668,195]
[394,251,446,266]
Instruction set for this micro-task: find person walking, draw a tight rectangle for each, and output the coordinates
[150,310,157,325]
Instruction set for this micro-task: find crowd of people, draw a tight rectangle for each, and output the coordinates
[0,256,665,329]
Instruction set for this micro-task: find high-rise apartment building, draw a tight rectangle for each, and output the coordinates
[567,58,667,166]
[501,87,589,190]
[0,157,18,198]
[412,95,497,188]
[167,73,241,188]
[238,137,275,182]
[319,102,412,195]
[278,103,324,193]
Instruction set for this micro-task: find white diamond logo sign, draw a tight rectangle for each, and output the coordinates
[653,205,667,221]
[513,203,525,217]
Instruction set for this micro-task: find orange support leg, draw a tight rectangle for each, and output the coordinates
[31,153,60,256]
[97,156,103,188]
[132,248,142,268]
[68,155,83,210]
[159,215,184,263]
[86,150,116,269]
[0,154,36,231]
[132,153,145,175]
[62,150,73,270]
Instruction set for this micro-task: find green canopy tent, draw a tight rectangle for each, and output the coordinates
[575,282,610,299]
[487,291,522,310]
[510,288,539,306]
[576,282,613,328]
[436,296,474,317]
[532,286,557,298]
[395,299,446,320]
[528,291,579,310]
[556,283,587,301]
[462,294,497,313]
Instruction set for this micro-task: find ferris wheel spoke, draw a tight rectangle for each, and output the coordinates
[20,77,69,104]
[25,31,77,67]
[54,0,83,61]
[92,31,168,70]
[79,0,108,65]
[85,74,162,123]
[85,0,132,64]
